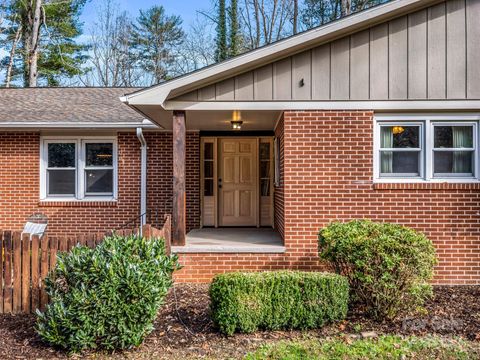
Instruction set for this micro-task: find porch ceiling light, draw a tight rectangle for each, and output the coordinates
[231,110,243,130]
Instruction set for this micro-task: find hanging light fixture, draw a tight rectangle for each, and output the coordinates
[231,110,243,130]
[392,126,405,135]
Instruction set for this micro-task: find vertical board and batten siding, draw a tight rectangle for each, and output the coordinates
[177,0,480,102]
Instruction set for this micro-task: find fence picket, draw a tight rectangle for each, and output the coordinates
[3,231,12,313]
[21,233,31,313]
[40,235,49,310]
[49,237,58,272]
[1,220,170,314]
[31,235,40,313]
[12,232,22,313]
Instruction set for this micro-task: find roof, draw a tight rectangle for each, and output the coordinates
[122,0,444,108]
[0,87,156,128]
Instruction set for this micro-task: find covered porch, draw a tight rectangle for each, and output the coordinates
[172,227,284,253]
[152,108,285,251]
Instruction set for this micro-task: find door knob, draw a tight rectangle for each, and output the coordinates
[219,184,222,188]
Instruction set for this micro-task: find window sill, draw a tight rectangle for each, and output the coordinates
[39,198,118,208]
[373,181,480,190]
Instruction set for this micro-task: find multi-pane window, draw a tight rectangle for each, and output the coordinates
[379,125,422,177]
[42,138,117,200]
[376,118,478,181]
[433,125,475,177]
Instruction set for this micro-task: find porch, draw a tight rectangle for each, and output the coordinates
[172,227,285,253]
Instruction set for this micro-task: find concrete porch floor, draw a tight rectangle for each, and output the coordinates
[171,227,285,253]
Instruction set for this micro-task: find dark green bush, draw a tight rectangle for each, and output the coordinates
[36,234,180,352]
[210,271,349,336]
[319,219,437,320]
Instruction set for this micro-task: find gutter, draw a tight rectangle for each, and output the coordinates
[136,128,148,232]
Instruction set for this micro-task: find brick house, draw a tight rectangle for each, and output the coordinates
[1,0,480,284]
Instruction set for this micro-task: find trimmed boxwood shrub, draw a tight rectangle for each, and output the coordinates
[210,271,349,336]
[319,219,437,320]
[36,234,180,352]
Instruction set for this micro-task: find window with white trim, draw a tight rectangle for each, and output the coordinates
[375,116,479,182]
[41,137,117,200]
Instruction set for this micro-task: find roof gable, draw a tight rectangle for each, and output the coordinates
[175,0,480,103]
[123,0,457,107]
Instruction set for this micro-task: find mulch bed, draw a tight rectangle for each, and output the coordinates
[0,285,479,359]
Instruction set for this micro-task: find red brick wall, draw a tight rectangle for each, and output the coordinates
[175,111,480,285]
[0,131,200,236]
[274,115,285,240]
[0,132,140,236]
[281,110,480,285]
[146,131,200,232]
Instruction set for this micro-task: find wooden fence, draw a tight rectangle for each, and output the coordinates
[0,217,171,314]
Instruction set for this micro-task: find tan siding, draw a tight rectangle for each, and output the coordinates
[331,37,350,100]
[466,0,480,98]
[389,16,408,99]
[292,51,312,100]
[254,64,273,100]
[235,72,254,100]
[273,58,292,100]
[446,0,467,99]
[179,0,480,103]
[350,30,370,100]
[370,23,389,99]
[408,10,428,99]
[312,44,331,100]
[428,3,447,99]
[216,78,235,100]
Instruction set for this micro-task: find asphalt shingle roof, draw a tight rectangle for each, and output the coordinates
[0,87,146,126]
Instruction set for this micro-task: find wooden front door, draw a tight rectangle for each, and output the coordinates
[219,139,257,226]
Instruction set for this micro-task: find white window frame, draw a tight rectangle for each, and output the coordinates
[374,114,480,183]
[40,136,118,201]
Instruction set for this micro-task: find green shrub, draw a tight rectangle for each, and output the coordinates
[210,271,349,336]
[319,219,437,320]
[36,234,180,352]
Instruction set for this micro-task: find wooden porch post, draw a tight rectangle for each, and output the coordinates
[172,110,186,246]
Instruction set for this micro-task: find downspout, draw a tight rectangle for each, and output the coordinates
[136,128,147,232]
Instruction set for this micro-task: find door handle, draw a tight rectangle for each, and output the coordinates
[219,184,222,189]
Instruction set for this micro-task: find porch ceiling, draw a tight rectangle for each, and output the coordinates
[138,106,281,131]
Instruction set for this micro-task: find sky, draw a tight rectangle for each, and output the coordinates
[79,0,214,37]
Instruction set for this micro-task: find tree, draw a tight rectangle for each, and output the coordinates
[239,0,295,50]
[1,0,88,87]
[215,0,228,61]
[302,0,389,29]
[80,0,141,87]
[228,0,241,57]
[131,5,184,84]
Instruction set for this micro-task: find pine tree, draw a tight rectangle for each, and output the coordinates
[0,0,88,87]
[131,5,184,84]
[215,0,228,62]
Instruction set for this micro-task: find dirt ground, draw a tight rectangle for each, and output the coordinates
[1,284,479,359]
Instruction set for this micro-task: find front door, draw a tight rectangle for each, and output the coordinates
[219,138,257,226]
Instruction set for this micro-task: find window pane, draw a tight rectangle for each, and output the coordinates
[48,169,75,195]
[86,143,113,167]
[434,126,473,148]
[380,151,419,174]
[204,179,214,196]
[261,179,270,196]
[380,126,419,148]
[86,169,113,193]
[204,143,213,160]
[260,143,270,160]
[204,161,213,178]
[260,161,270,178]
[434,151,473,175]
[48,143,75,167]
